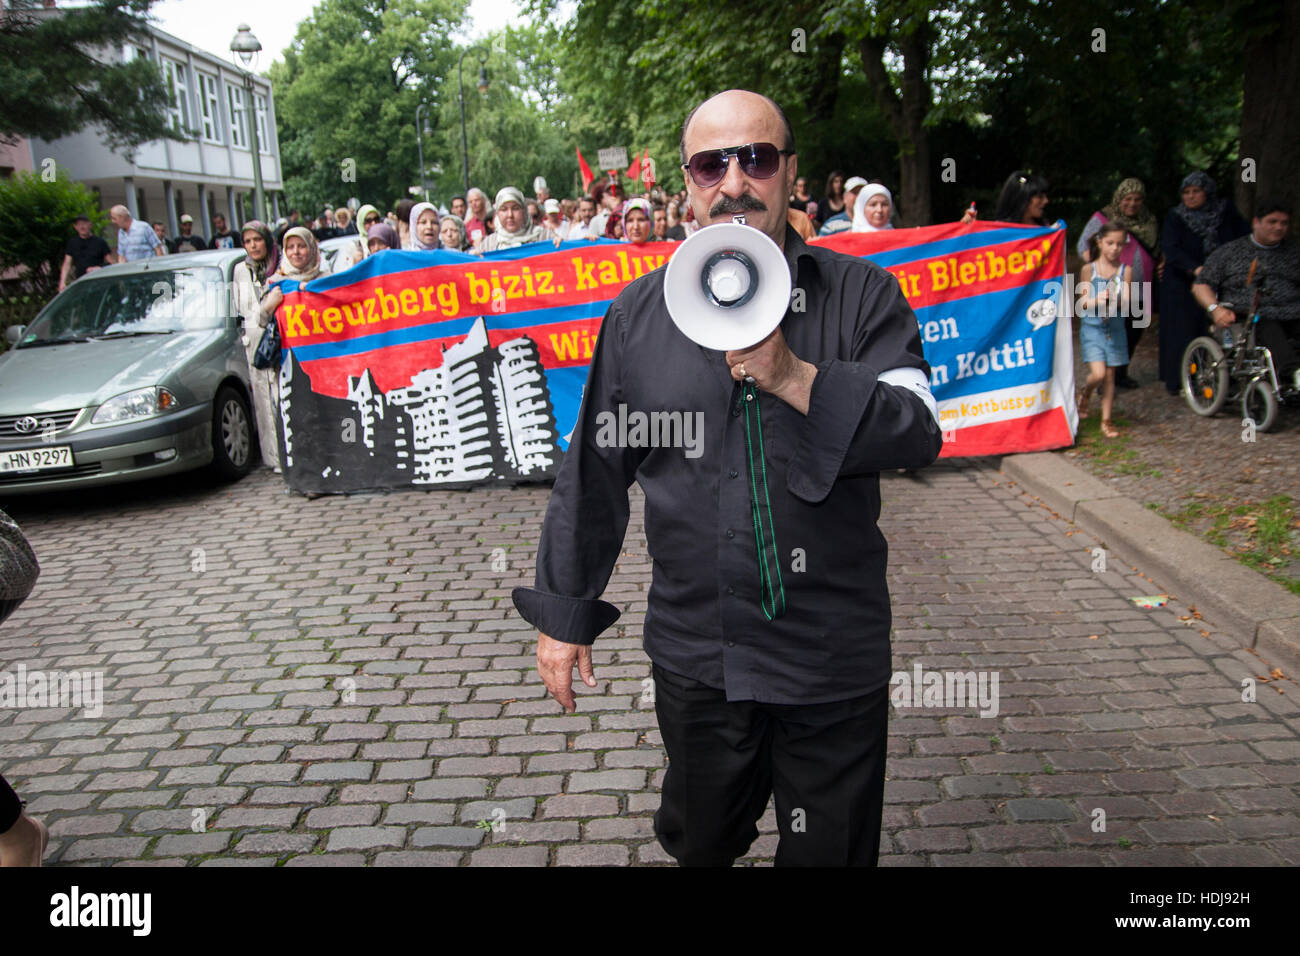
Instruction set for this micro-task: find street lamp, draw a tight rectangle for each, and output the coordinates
[415,102,433,203]
[457,47,489,195]
[230,24,266,224]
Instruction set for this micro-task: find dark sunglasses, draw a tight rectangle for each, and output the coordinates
[364,215,381,224]
[683,142,792,188]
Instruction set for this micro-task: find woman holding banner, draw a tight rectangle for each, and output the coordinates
[233,220,283,472]
[409,202,441,251]
[439,214,468,251]
[994,170,1051,226]
[253,228,331,473]
[852,184,896,232]
[479,187,547,252]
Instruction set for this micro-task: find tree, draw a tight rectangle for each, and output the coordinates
[269,0,469,214]
[427,25,577,201]
[0,171,110,299]
[0,0,177,154]
[1235,0,1297,218]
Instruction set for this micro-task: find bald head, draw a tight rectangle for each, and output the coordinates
[109,204,132,229]
[679,90,795,165]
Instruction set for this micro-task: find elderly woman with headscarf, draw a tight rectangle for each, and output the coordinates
[439,214,468,251]
[1077,178,1164,388]
[409,202,440,252]
[1158,171,1249,394]
[251,227,330,472]
[232,221,280,472]
[479,187,547,252]
[852,184,896,232]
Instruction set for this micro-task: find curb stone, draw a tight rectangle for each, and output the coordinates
[1000,451,1300,674]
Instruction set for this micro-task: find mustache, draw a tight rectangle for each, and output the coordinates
[709,194,767,217]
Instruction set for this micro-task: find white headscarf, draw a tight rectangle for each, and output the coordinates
[408,202,440,251]
[479,186,546,251]
[852,184,895,232]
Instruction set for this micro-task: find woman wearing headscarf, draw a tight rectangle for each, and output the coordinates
[252,227,330,473]
[1157,171,1249,394]
[336,203,383,269]
[479,187,547,252]
[621,198,654,246]
[439,214,468,251]
[1077,178,1164,389]
[232,220,282,472]
[365,221,401,254]
[852,184,896,232]
[409,202,440,251]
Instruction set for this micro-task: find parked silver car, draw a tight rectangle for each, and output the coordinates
[0,249,258,496]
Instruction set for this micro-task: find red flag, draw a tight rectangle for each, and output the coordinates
[625,150,642,181]
[576,147,594,193]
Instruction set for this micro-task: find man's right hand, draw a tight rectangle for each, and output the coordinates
[536,632,596,713]
[1212,306,1236,328]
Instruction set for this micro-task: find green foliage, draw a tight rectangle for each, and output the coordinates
[268,0,1275,224]
[0,170,110,300]
[0,0,178,154]
[425,25,577,202]
[270,0,469,213]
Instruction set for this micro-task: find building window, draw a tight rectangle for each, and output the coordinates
[227,84,248,149]
[162,59,192,135]
[254,93,270,153]
[198,73,222,143]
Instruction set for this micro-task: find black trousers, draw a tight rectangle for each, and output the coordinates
[1256,319,1299,377]
[651,663,889,866]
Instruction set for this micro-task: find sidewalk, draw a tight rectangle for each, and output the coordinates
[1,459,1297,866]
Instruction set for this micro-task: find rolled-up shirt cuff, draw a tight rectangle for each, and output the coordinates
[511,587,621,645]
[786,358,878,504]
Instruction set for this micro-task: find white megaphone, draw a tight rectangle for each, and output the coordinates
[663,219,791,352]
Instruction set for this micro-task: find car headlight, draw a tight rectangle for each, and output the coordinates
[92,387,179,424]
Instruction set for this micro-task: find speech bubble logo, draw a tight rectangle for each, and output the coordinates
[1026,297,1057,331]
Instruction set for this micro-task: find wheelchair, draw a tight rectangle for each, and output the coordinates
[1182,307,1300,432]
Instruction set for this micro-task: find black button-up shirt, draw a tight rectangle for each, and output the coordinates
[513,226,942,704]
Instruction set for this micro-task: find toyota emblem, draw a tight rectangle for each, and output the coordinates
[14,416,39,434]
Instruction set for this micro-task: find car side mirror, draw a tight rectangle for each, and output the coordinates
[5,325,25,345]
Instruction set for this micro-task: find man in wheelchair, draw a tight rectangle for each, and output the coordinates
[1192,199,1300,399]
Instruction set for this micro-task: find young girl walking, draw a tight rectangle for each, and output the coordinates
[1077,222,1131,438]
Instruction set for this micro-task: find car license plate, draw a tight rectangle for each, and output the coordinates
[0,445,74,474]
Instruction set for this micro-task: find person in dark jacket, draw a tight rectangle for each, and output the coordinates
[1158,172,1249,394]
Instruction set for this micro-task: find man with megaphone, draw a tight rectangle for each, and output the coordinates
[513,89,943,866]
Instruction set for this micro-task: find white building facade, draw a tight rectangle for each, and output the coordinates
[26,17,285,240]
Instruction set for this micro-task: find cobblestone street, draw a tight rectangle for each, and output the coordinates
[2,459,1298,867]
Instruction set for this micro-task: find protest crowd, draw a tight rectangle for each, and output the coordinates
[56,155,1298,452]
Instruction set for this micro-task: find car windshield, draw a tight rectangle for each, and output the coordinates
[18,267,229,346]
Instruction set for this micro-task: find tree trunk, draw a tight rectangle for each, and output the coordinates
[857,15,934,225]
[1236,1,1300,219]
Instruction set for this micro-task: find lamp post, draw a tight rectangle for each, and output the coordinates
[415,102,433,203]
[230,24,266,224]
[457,47,489,195]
